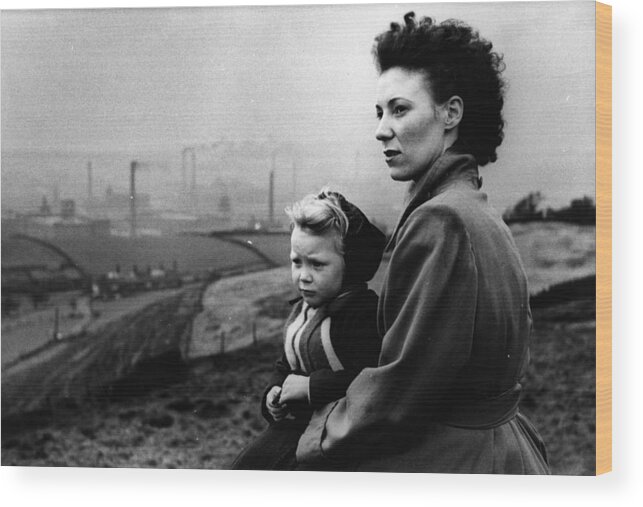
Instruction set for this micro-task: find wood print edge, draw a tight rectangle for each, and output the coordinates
[595,0,612,476]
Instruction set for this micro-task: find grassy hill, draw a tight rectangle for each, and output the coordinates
[1,287,595,474]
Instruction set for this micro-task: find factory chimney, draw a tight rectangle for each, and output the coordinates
[87,161,93,203]
[53,183,60,208]
[181,149,187,193]
[269,151,276,227]
[291,155,297,200]
[130,161,137,238]
[182,147,197,210]
[190,148,197,195]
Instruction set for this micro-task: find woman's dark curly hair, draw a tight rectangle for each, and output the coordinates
[373,12,506,166]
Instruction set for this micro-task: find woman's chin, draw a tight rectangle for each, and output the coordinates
[387,164,429,183]
[388,169,412,182]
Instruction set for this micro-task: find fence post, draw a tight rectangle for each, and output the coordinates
[252,320,257,346]
[53,306,60,341]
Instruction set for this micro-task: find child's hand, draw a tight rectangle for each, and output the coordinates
[280,374,310,404]
[266,386,287,421]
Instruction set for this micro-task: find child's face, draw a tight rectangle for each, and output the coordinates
[290,226,345,308]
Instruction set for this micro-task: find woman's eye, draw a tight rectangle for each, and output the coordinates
[312,262,324,268]
[375,108,383,120]
[291,259,301,266]
[393,105,407,116]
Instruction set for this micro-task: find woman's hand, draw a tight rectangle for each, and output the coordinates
[280,374,310,404]
[266,386,288,421]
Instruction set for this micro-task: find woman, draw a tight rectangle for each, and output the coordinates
[295,12,550,474]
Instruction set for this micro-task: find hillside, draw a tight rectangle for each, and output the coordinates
[1,286,595,474]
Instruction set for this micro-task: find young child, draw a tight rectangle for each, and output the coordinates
[231,189,386,470]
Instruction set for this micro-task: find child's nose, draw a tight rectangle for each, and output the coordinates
[299,268,313,283]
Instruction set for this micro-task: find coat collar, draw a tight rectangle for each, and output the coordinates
[288,283,368,315]
[387,149,481,251]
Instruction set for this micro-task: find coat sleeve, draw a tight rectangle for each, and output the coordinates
[308,294,381,408]
[296,205,478,465]
[308,370,360,409]
[260,353,292,423]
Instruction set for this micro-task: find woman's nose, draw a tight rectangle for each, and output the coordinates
[375,116,393,141]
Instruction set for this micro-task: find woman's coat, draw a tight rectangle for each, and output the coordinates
[296,150,550,474]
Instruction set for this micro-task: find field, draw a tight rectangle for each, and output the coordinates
[217,232,291,267]
[510,222,595,294]
[2,222,591,289]
[1,233,290,277]
[1,236,65,269]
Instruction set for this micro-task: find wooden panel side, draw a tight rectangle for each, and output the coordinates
[595,0,612,476]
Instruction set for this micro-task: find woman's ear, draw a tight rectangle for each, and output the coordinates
[443,95,464,131]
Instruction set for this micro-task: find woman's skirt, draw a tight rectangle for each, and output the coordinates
[352,412,550,474]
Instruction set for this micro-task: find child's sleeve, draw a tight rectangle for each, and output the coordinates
[308,292,381,409]
[266,353,292,390]
[260,352,292,422]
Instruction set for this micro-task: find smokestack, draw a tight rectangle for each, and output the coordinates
[87,161,93,203]
[269,150,277,226]
[53,183,60,208]
[190,148,197,210]
[292,155,297,200]
[269,170,275,227]
[190,148,197,195]
[130,161,137,238]
[181,148,187,193]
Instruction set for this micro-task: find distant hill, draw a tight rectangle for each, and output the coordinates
[503,192,595,225]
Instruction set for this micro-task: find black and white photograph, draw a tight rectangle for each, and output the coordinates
[2,0,599,477]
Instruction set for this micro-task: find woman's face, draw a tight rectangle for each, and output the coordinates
[375,67,449,182]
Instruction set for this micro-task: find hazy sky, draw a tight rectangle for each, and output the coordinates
[1,1,596,215]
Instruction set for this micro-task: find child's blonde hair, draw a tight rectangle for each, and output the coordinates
[285,189,349,254]
[286,188,386,287]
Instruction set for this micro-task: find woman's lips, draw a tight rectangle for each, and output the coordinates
[384,149,401,162]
